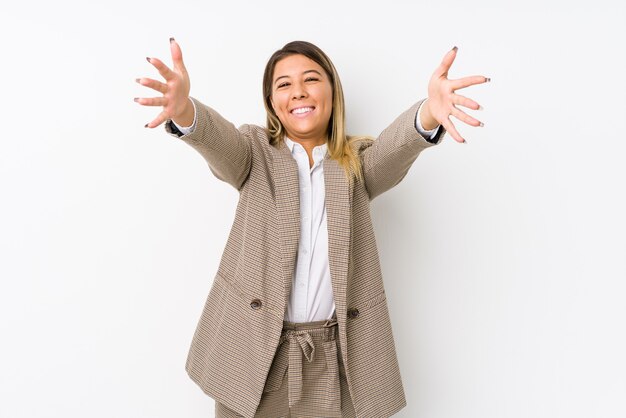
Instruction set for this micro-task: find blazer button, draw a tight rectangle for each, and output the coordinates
[347,307,360,318]
[250,298,262,310]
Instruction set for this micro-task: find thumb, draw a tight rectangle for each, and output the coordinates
[170,37,187,73]
[434,46,457,78]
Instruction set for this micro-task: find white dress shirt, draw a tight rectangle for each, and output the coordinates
[282,137,333,323]
[173,98,440,323]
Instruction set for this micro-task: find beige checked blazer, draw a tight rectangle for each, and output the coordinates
[164,96,445,418]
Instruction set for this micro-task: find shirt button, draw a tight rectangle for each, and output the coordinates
[250,299,262,310]
[298,281,305,288]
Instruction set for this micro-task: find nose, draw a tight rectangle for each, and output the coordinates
[291,81,308,100]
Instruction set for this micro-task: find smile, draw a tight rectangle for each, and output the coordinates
[290,106,315,116]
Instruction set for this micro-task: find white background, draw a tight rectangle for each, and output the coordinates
[1,0,624,417]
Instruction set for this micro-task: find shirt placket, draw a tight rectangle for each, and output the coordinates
[293,145,313,322]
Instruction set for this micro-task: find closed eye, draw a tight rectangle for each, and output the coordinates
[277,77,320,89]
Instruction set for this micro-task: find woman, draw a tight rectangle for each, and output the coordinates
[135,39,488,418]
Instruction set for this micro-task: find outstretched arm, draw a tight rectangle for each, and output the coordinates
[361,46,489,199]
[134,39,252,190]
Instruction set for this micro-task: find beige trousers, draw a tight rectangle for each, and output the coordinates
[215,315,356,417]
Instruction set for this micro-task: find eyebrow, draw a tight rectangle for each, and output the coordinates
[274,69,323,85]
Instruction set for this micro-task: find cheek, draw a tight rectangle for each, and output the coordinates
[270,95,277,113]
[273,95,288,115]
[323,96,333,118]
[322,89,333,114]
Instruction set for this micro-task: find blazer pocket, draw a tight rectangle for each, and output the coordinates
[347,290,386,319]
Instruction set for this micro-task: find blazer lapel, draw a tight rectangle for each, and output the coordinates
[323,155,352,374]
[323,155,352,329]
[272,141,301,310]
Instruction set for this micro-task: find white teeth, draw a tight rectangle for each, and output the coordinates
[292,107,314,114]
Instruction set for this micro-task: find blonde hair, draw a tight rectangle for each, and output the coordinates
[262,41,373,184]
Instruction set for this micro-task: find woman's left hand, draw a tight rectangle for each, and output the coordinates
[421,46,490,143]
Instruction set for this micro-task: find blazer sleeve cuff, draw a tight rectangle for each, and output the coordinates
[410,99,446,147]
[165,97,200,139]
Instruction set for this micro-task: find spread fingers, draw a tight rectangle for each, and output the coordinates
[136,77,168,94]
[450,105,483,127]
[450,75,490,91]
[134,96,168,107]
[452,93,482,111]
[441,118,465,143]
[146,56,175,81]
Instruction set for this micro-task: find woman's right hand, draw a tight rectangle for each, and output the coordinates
[135,38,193,128]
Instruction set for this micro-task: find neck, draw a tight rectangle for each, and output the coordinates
[286,135,327,152]
[286,135,328,169]
[287,135,326,147]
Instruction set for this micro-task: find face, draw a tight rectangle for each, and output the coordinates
[270,54,333,144]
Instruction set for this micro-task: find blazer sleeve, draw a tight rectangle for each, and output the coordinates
[361,98,446,200]
[164,96,252,191]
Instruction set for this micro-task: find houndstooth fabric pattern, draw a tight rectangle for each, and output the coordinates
[164,97,445,418]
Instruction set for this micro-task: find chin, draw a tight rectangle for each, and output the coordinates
[287,126,319,138]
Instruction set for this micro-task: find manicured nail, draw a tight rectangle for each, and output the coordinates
[479,122,484,127]
[478,105,484,110]
[452,46,458,52]
[485,77,491,82]
[170,37,175,43]
[135,78,141,83]
[144,123,149,128]
[462,138,467,143]
[134,97,139,102]
[146,57,151,63]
